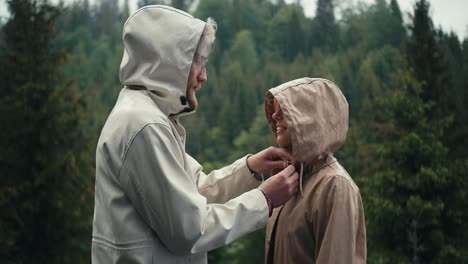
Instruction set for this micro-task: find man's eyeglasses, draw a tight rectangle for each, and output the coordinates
[194,53,208,68]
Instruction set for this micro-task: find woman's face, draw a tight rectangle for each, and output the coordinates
[272,99,292,149]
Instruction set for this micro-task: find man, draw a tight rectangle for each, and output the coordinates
[92,5,298,264]
[264,78,366,263]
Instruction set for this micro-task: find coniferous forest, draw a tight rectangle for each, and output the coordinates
[0,0,467,263]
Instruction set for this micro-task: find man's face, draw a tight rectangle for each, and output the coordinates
[186,53,208,110]
[272,99,292,149]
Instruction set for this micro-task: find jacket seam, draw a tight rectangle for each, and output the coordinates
[327,174,360,192]
[92,235,153,247]
[121,161,167,235]
[124,5,194,28]
[273,78,315,95]
[118,121,172,177]
[116,122,178,248]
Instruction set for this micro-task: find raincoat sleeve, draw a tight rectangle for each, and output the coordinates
[185,154,262,204]
[312,176,367,264]
[120,123,269,255]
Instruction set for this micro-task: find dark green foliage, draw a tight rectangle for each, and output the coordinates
[171,0,193,12]
[389,0,405,46]
[138,0,167,8]
[311,0,339,52]
[407,0,449,115]
[0,0,93,263]
[364,72,467,263]
[438,31,468,159]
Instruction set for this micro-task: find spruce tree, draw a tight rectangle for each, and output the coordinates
[312,0,339,52]
[389,0,406,47]
[287,8,304,61]
[366,72,467,263]
[438,31,468,159]
[0,0,93,262]
[138,0,166,8]
[407,0,449,117]
[407,0,466,160]
[172,0,193,12]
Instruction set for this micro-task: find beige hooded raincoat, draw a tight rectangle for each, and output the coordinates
[264,78,367,264]
[92,6,268,264]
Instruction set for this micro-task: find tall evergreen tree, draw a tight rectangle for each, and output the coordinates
[267,4,305,61]
[287,8,304,60]
[390,0,403,24]
[407,0,449,117]
[138,0,166,8]
[122,0,130,22]
[312,0,339,52]
[0,0,93,262]
[438,31,468,159]
[389,0,406,46]
[97,0,120,43]
[365,72,467,263]
[171,0,194,11]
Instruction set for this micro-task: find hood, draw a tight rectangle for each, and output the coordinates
[265,78,349,163]
[119,5,206,115]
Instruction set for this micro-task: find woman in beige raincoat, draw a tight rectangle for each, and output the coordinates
[264,78,367,263]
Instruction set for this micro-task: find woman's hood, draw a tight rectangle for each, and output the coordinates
[119,5,206,115]
[265,78,349,163]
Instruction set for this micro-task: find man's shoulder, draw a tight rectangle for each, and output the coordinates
[98,90,171,148]
[111,89,169,126]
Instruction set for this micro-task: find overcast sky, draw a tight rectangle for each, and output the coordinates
[1,0,467,39]
[287,0,468,39]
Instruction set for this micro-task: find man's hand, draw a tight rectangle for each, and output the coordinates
[259,165,299,208]
[247,147,292,174]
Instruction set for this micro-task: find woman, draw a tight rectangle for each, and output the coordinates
[264,78,367,264]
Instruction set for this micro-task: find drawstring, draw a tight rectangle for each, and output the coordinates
[299,162,304,197]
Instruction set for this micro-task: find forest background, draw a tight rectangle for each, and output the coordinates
[0,0,467,263]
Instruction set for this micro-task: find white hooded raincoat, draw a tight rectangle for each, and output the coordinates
[92,6,268,263]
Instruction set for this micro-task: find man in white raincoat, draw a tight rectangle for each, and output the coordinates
[92,5,299,263]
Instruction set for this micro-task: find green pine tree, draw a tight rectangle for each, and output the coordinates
[389,0,406,47]
[365,71,467,263]
[312,0,339,52]
[407,0,449,117]
[287,8,304,60]
[0,0,94,262]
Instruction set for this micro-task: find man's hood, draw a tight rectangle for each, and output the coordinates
[265,78,349,163]
[119,5,206,115]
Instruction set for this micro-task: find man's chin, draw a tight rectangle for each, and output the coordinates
[187,97,198,111]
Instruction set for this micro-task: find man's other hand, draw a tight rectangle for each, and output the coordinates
[247,147,292,174]
[259,165,299,208]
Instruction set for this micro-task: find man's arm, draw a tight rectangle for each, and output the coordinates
[188,154,261,204]
[189,148,292,204]
[121,123,293,255]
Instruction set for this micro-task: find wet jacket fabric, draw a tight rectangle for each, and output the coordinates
[264,78,367,264]
[92,6,268,264]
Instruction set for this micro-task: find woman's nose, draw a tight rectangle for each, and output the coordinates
[272,111,280,121]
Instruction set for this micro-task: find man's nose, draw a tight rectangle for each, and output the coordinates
[198,67,207,83]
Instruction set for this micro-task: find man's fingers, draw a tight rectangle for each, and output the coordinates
[269,164,295,176]
[281,165,296,176]
[269,147,293,161]
[289,171,299,181]
[267,160,289,170]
